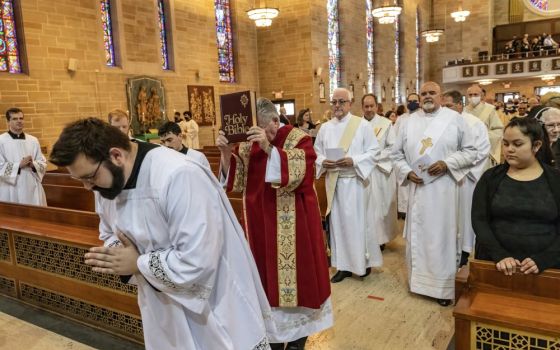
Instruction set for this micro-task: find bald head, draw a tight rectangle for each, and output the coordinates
[467,84,483,107]
[331,88,353,120]
[419,81,441,113]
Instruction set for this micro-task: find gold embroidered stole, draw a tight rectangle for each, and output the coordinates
[325,115,362,215]
[276,127,307,307]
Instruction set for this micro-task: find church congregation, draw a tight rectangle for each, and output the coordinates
[1,1,560,350]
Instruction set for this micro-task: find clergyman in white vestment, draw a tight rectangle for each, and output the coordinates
[0,108,47,206]
[315,88,382,283]
[362,94,398,247]
[443,90,491,267]
[50,118,274,350]
[392,83,476,305]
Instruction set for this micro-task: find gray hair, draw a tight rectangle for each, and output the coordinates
[256,98,279,125]
[541,107,560,122]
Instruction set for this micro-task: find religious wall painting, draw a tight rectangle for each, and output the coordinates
[187,85,216,126]
[348,82,355,102]
[529,60,542,72]
[496,63,508,75]
[553,59,560,70]
[319,80,326,103]
[126,76,166,135]
[512,62,524,74]
[462,67,474,78]
[477,65,489,76]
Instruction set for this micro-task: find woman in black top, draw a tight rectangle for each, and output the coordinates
[472,117,560,275]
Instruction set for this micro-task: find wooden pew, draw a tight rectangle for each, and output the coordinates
[43,173,83,187]
[0,202,142,343]
[43,184,95,212]
[453,260,560,349]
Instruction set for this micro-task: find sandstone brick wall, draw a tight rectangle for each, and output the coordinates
[0,0,259,151]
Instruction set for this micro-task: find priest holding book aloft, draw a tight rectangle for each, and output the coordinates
[217,97,332,350]
[391,82,477,306]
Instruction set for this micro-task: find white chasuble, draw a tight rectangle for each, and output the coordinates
[392,107,476,300]
[314,113,382,275]
[185,120,200,149]
[368,116,398,244]
[99,147,273,350]
[458,112,491,254]
[0,132,47,206]
[394,114,410,214]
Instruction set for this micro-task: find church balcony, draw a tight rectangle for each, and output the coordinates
[442,51,560,85]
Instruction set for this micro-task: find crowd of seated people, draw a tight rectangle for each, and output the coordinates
[504,33,559,58]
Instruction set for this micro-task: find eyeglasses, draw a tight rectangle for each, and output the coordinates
[330,99,349,106]
[71,161,102,183]
[545,123,560,130]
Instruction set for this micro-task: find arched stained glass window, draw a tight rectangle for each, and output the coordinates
[415,6,420,93]
[157,0,170,70]
[529,0,548,11]
[100,0,116,67]
[214,0,235,83]
[0,0,21,73]
[366,0,374,93]
[327,0,340,99]
[394,15,401,103]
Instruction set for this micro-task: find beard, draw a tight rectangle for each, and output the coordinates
[422,101,435,113]
[93,160,125,200]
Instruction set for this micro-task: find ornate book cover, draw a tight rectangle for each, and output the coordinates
[219,91,257,143]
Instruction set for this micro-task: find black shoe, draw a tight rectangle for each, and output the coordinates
[330,270,352,283]
[286,337,307,350]
[269,343,285,350]
[397,212,406,220]
[436,299,452,306]
[459,251,470,267]
[360,267,371,278]
[380,244,386,251]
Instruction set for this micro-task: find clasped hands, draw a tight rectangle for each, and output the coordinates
[85,232,140,275]
[496,257,539,276]
[322,158,353,169]
[407,160,447,184]
[19,155,32,169]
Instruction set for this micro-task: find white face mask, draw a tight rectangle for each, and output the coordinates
[470,96,481,106]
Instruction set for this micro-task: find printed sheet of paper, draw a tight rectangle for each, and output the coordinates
[411,153,440,184]
[325,148,345,161]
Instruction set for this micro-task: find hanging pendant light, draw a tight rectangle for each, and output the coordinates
[247,1,279,27]
[371,4,402,24]
[451,9,470,22]
[421,0,444,43]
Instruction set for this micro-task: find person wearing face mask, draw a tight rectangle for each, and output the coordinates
[540,107,560,168]
[391,82,477,306]
[472,117,560,276]
[465,85,504,165]
[393,93,421,219]
[218,98,332,350]
[50,118,275,350]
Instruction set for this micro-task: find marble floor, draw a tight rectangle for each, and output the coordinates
[0,220,455,350]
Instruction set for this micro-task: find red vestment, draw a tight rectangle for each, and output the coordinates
[227,125,330,309]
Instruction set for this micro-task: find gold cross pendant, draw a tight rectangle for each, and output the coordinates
[419,137,433,155]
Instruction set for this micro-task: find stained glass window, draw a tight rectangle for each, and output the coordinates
[327,0,340,99]
[0,0,21,73]
[214,0,235,83]
[100,0,116,67]
[158,0,170,70]
[415,6,420,93]
[530,0,548,11]
[366,0,374,94]
[394,15,401,103]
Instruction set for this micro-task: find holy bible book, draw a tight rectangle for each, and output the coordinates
[219,90,257,143]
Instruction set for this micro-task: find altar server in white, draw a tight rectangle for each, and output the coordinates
[0,108,47,206]
[314,88,382,283]
[392,82,477,306]
[49,118,273,350]
[362,94,398,248]
[443,90,491,267]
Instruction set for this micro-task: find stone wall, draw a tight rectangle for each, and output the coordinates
[0,0,259,150]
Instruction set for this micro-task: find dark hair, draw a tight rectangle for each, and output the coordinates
[50,118,131,167]
[296,108,311,127]
[443,90,462,104]
[158,121,182,137]
[183,111,192,117]
[5,107,23,121]
[361,93,378,106]
[174,111,180,116]
[384,110,396,120]
[396,105,406,116]
[505,117,553,165]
